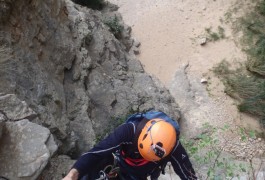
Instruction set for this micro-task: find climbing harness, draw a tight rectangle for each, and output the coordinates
[95,153,120,180]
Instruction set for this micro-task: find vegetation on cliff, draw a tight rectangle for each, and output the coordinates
[213,0,265,128]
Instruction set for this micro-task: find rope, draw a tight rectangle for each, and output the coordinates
[95,170,108,180]
[95,153,120,180]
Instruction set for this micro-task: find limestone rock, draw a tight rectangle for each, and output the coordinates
[0,0,181,178]
[0,119,58,180]
[199,37,207,45]
[39,155,75,180]
[0,114,5,140]
[0,94,37,121]
[200,78,208,83]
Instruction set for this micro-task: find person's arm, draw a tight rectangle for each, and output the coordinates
[62,168,79,180]
[63,123,134,179]
[170,141,197,180]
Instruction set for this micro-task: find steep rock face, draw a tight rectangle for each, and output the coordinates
[63,1,180,155]
[0,0,180,178]
[0,94,58,179]
[0,0,74,141]
[0,119,57,180]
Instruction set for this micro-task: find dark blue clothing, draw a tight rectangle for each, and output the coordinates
[73,122,197,180]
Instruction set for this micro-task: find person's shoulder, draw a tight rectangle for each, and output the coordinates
[114,122,135,134]
[112,122,135,141]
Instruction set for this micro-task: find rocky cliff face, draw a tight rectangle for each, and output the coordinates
[0,0,180,179]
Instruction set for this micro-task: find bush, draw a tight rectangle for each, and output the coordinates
[104,15,124,38]
[256,0,265,16]
[73,0,105,10]
[181,123,251,179]
[205,26,226,41]
[246,35,265,76]
[213,0,265,127]
[213,60,265,125]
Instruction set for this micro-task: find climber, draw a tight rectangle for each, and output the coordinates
[62,110,197,180]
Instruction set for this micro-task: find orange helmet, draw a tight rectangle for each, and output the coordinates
[137,118,177,161]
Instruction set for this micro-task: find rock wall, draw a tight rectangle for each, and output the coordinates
[0,0,180,179]
[0,94,58,180]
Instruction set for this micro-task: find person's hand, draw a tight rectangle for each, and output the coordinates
[62,168,79,180]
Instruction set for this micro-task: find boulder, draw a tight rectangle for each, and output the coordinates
[0,94,37,121]
[0,119,58,180]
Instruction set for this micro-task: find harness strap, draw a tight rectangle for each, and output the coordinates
[121,150,149,166]
[133,118,150,146]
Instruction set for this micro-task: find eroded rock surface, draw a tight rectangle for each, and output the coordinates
[0,94,58,179]
[0,0,180,179]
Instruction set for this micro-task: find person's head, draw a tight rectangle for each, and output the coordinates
[137,118,177,161]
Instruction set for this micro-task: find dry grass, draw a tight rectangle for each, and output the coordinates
[212,0,265,126]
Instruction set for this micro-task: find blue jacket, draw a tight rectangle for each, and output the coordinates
[73,121,197,180]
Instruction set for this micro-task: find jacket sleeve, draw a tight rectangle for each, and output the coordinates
[170,141,197,180]
[72,123,134,178]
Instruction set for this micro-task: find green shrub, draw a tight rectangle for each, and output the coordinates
[104,15,124,38]
[73,0,105,10]
[205,26,226,41]
[181,123,251,179]
[213,60,265,125]
[213,0,265,126]
[256,0,265,16]
[238,81,265,117]
[212,59,231,76]
[246,35,265,76]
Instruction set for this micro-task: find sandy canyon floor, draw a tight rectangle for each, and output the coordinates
[108,0,265,178]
